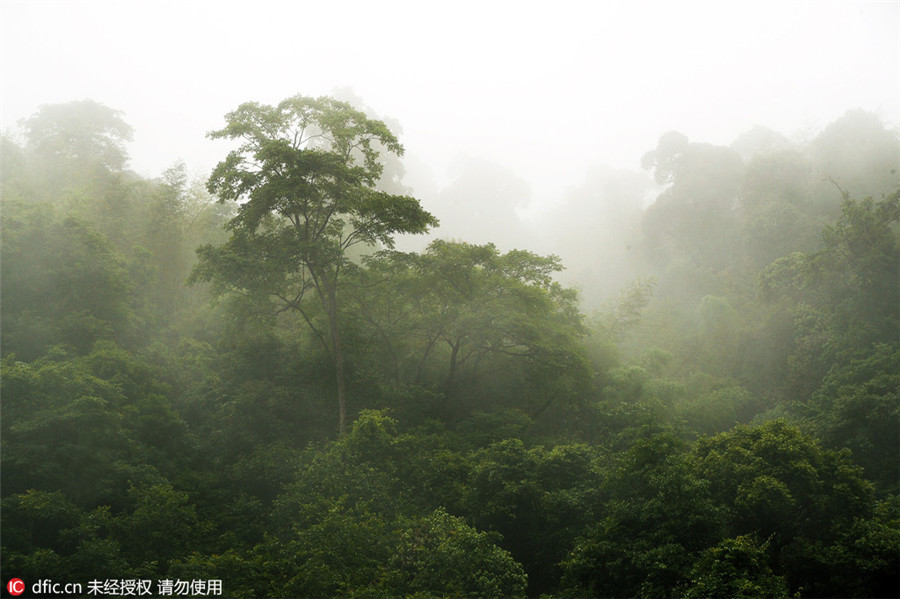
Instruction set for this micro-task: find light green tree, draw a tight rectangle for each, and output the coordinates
[377,507,528,598]
[22,99,133,173]
[350,240,589,420]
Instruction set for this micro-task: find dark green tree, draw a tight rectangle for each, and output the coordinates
[254,411,528,597]
[461,439,602,595]
[693,420,898,596]
[803,343,899,494]
[192,95,438,434]
[560,434,724,598]
[683,535,789,598]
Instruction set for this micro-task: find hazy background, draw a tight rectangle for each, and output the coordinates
[3,0,898,255]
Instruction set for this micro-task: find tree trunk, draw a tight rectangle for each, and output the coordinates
[325,284,347,435]
[444,339,461,398]
[334,336,347,435]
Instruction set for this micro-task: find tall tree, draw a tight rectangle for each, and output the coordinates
[192,95,438,434]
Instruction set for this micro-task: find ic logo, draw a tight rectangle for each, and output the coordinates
[7,579,24,596]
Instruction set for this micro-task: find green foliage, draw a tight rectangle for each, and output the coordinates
[759,191,900,408]
[1,490,132,583]
[694,421,873,539]
[803,343,900,494]
[462,440,603,595]
[760,192,899,340]
[167,551,261,599]
[589,365,683,447]
[683,535,789,598]
[1,343,197,513]
[376,508,528,598]
[116,482,210,570]
[560,435,723,598]
[692,420,895,596]
[251,411,531,597]
[1,354,131,506]
[272,410,410,526]
[257,500,394,597]
[677,381,756,435]
[1,201,133,358]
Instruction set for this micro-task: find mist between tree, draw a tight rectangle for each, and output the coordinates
[1,95,898,598]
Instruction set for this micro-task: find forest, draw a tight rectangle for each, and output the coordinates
[1,95,898,598]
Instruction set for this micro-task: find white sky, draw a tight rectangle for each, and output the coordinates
[2,0,898,213]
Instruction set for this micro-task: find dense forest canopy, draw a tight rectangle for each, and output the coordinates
[1,97,898,598]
